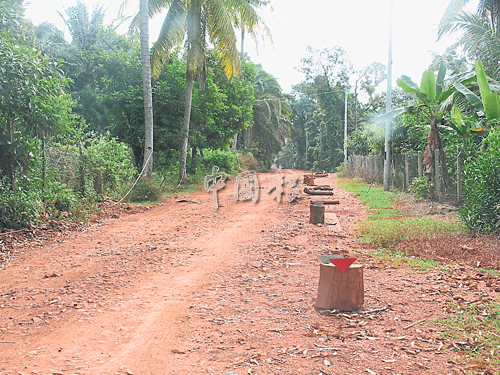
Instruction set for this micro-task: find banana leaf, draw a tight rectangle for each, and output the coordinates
[453,81,484,112]
[483,92,500,121]
[475,59,492,99]
[374,106,414,123]
[420,71,436,103]
[397,75,420,94]
[436,62,446,96]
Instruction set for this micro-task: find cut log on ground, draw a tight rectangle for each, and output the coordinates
[311,185,333,191]
[314,263,364,311]
[304,188,334,196]
[313,173,328,178]
[315,200,339,205]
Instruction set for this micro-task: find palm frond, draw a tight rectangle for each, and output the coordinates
[59,0,105,51]
[205,0,240,78]
[455,12,500,66]
[151,0,186,77]
[186,0,205,73]
[438,0,470,40]
[123,0,175,37]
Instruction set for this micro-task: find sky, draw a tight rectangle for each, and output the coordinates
[24,0,465,95]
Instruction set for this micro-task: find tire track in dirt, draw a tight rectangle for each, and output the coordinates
[0,173,286,374]
[2,172,491,374]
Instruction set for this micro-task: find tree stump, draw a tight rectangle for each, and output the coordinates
[309,203,324,224]
[314,263,364,311]
[304,174,314,186]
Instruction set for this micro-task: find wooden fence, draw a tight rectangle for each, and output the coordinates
[344,148,464,201]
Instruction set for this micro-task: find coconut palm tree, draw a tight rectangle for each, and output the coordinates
[231,0,271,151]
[121,0,268,181]
[438,0,500,78]
[139,0,154,180]
[242,68,291,167]
[58,0,105,52]
[148,0,267,182]
[233,0,270,60]
[119,0,154,179]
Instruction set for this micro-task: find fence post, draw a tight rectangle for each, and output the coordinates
[457,146,462,204]
[404,151,410,190]
[377,153,384,183]
[417,150,423,178]
[435,148,441,198]
[372,155,377,182]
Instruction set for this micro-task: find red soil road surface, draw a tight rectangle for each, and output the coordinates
[0,172,489,374]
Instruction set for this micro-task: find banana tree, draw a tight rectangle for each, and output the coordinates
[452,59,500,131]
[376,63,454,196]
[448,104,485,144]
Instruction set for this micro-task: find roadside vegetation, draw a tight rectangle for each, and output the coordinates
[0,1,276,229]
[2,0,500,243]
[338,176,500,374]
[337,177,465,256]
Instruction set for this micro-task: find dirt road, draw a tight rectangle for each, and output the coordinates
[0,172,489,374]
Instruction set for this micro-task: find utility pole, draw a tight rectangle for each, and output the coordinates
[344,91,348,162]
[319,124,323,171]
[305,130,308,167]
[383,0,394,191]
[354,77,360,131]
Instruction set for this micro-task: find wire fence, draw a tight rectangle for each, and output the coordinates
[344,148,464,202]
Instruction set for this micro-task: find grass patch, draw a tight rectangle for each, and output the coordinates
[358,217,465,248]
[337,177,466,268]
[338,177,465,248]
[373,247,440,269]
[433,300,500,373]
[338,177,499,372]
[337,177,398,209]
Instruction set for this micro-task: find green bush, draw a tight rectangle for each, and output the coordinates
[202,149,238,174]
[410,176,430,200]
[0,178,40,230]
[43,181,78,212]
[48,132,137,199]
[238,152,259,172]
[127,179,161,203]
[460,127,500,233]
[85,134,137,194]
[336,160,351,177]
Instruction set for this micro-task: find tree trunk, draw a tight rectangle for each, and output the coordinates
[179,69,194,183]
[140,0,154,181]
[230,25,245,152]
[8,121,13,143]
[423,115,440,199]
[435,126,451,191]
[232,133,238,152]
[244,126,252,151]
[78,140,85,197]
[189,146,197,174]
[314,264,364,311]
[41,138,46,195]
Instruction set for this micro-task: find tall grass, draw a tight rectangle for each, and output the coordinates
[337,177,466,254]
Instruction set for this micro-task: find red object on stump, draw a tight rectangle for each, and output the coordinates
[303,174,314,186]
[314,263,364,311]
[329,258,356,273]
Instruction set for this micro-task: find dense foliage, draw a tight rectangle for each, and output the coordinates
[460,122,500,232]
[0,0,286,230]
[277,47,387,172]
[3,0,500,236]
